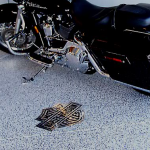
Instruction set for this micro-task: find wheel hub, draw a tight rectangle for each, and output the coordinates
[1,28,26,48]
[0,22,36,51]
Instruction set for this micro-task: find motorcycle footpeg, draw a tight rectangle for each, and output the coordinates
[29,53,53,67]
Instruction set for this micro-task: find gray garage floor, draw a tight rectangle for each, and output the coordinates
[0,49,150,150]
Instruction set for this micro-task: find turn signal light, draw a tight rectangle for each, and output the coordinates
[34,26,39,34]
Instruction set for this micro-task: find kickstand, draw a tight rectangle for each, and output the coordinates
[22,66,48,84]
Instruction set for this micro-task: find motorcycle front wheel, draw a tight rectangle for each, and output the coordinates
[0,4,39,54]
[0,20,39,54]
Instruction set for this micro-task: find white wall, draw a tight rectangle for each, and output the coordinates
[1,0,150,7]
[88,0,115,7]
[8,0,15,3]
[0,0,8,4]
[88,0,150,7]
[114,0,150,5]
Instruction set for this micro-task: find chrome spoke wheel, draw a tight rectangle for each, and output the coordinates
[0,22,36,51]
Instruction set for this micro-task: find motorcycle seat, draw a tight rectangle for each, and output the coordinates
[72,0,150,33]
[72,0,116,29]
[115,3,150,30]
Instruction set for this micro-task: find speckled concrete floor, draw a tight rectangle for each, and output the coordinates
[0,50,150,150]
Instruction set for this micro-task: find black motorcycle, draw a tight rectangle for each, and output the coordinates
[1,0,150,94]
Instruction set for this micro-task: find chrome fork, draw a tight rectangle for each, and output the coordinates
[5,4,27,55]
[14,4,25,34]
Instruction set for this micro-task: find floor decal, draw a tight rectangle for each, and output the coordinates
[36,102,84,131]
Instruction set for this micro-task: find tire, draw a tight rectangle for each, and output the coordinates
[0,22,38,54]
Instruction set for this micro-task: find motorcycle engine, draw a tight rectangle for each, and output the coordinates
[40,21,93,73]
[33,13,94,74]
[66,47,90,73]
[55,46,94,74]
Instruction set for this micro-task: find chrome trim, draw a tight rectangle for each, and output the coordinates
[48,48,65,54]
[124,29,150,36]
[28,56,53,67]
[20,13,25,30]
[115,80,150,94]
[39,32,45,47]
[6,40,27,55]
[14,5,25,34]
[11,11,17,14]
[106,51,123,56]
[27,2,47,9]
[32,42,40,49]
[73,34,110,77]
[32,12,38,25]
[32,12,45,47]
[80,43,110,77]
[86,50,110,77]
[126,57,131,65]
[106,51,131,65]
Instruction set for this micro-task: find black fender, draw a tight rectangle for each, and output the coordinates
[0,3,18,22]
